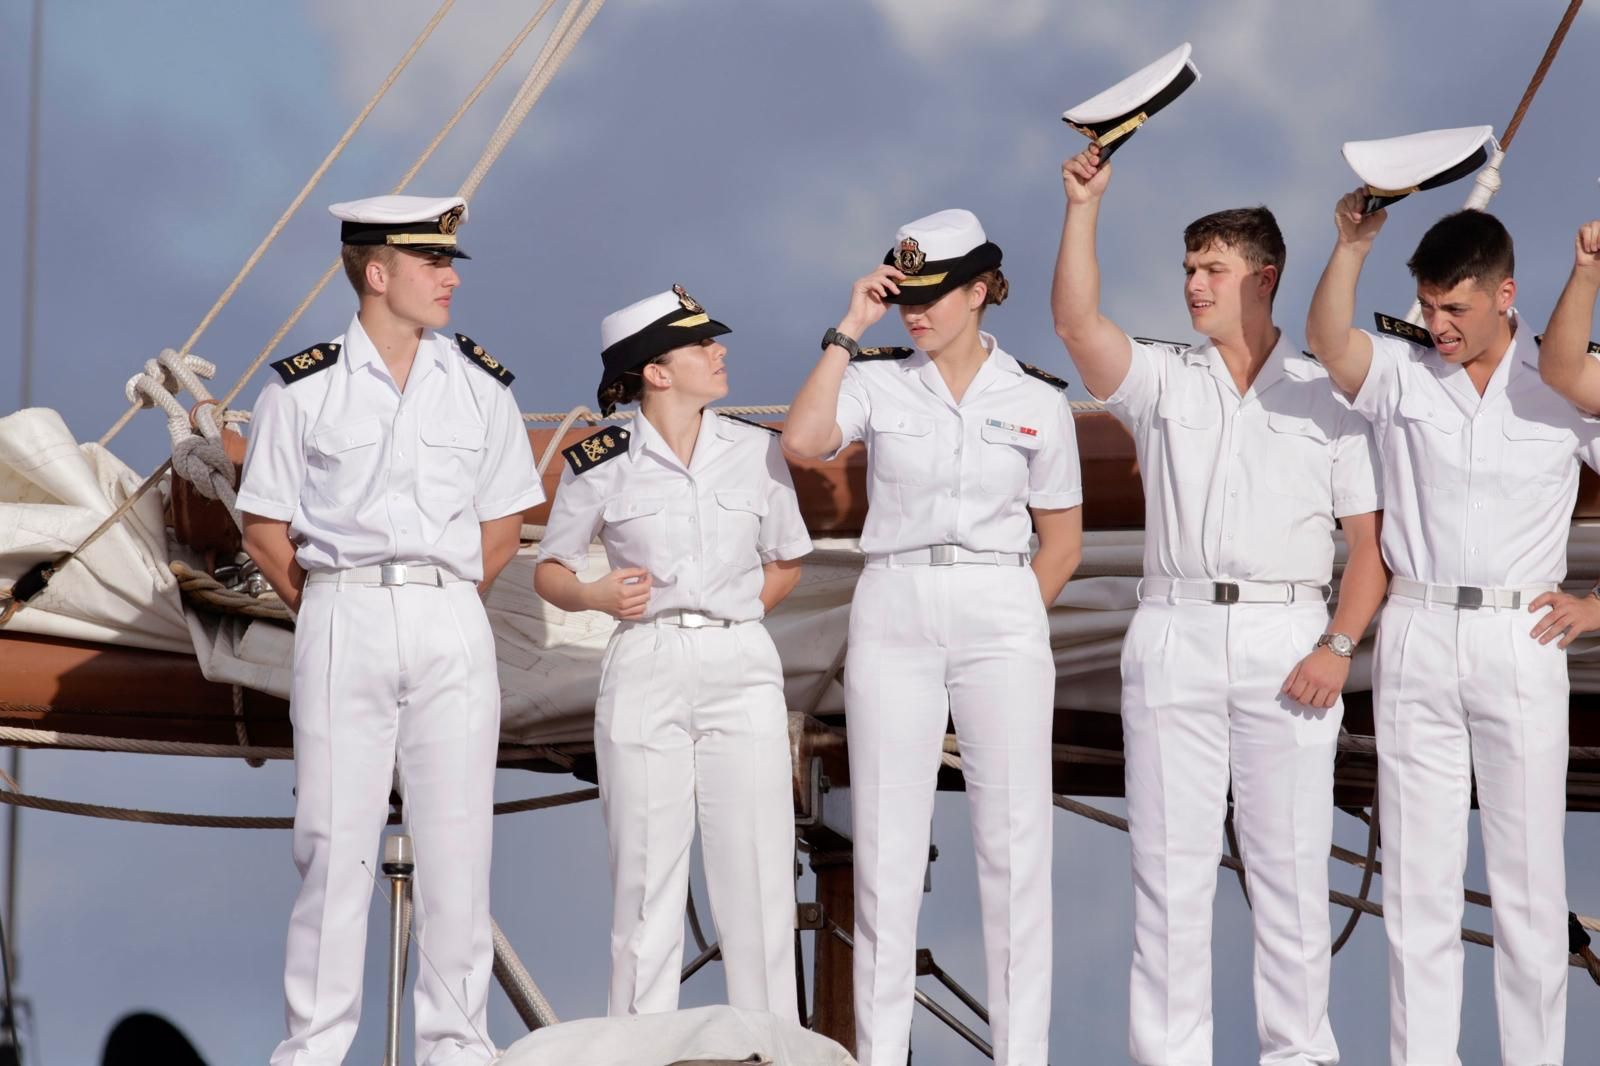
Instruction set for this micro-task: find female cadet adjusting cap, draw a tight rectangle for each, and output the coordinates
[328,194,472,258]
[596,285,731,409]
[1342,125,1498,214]
[881,209,1002,305]
[1062,41,1199,161]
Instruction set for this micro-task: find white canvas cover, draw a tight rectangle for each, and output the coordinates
[497,1004,857,1066]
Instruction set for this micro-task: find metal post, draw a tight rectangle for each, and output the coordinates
[382,834,414,1066]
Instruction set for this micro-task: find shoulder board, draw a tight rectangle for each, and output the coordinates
[717,412,781,435]
[1373,313,1433,348]
[1533,333,1600,355]
[852,346,914,361]
[1132,336,1188,350]
[270,342,341,384]
[455,333,514,385]
[562,427,630,475]
[1018,362,1069,390]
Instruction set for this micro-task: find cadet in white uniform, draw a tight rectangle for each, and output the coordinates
[239,196,542,1065]
[1308,165,1600,1064]
[1053,135,1387,1065]
[785,210,1085,1066]
[534,286,812,1019]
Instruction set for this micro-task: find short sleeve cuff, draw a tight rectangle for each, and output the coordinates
[759,536,814,564]
[476,484,546,523]
[235,492,296,522]
[1028,489,1084,510]
[1333,493,1382,520]
[532,548,588,573]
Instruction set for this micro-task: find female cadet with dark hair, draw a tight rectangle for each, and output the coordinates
[533,286,812,1019]
[783,210,1084,1066]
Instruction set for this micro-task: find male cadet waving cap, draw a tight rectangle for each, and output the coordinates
[1055,45,1389,1066]
[1307,125,1600,1066]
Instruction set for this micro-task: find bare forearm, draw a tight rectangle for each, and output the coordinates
[1540,270,1600,409]
[477,513,524,594]
[241,516,305,613]
[1306,243,1374,397]
[1030,506,1082,607]
[1329,514,1387,638]
[758,559,803,613]
[1032,544,1080,608]
[533,559,592,614]
[782,346,851,460]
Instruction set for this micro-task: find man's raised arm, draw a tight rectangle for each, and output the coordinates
[1051,145,1132,400]
[1306,188,1383,399]
[1539,220,1600,412]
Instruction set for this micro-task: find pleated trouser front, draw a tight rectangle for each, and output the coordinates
[272,578,500,1066]
[1121,599,1342,1066]
[845,563,1056,1066]
[595,619,799,1020]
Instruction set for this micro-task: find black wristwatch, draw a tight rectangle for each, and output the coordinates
[821,327,860,359]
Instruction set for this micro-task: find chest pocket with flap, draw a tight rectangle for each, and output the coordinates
[868,411,936,485]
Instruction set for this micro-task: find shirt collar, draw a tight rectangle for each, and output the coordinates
[341,314,452,379]
[629,407,720,472]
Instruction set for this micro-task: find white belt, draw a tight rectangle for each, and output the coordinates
[1388,576,1556,610]
[645,609,738,629]
[306,563,460,588]
[1138,576,1332,605]
[868,545,1030,568]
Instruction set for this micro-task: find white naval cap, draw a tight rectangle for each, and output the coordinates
[882,209,1002,305]
[1342,126,1498,213]
[596,284,731,412]
[1062,42,1199,160]
[327,194,471,258]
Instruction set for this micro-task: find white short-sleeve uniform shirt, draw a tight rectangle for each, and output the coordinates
[832,333,1083,556]
[1350,311,1600,586]
[1102,332,1382,585]
[536,410,812,623]
[237,313,544,581]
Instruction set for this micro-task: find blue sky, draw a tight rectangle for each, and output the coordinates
[3,2,1600,1062]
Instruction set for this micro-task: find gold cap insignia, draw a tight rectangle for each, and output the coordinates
[673,283,703,314]
[438,205,464,236]
[894,237,926,275]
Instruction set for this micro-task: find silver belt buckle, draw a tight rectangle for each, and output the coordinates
[1212,581,1241,605]
[1456,585,1483,610]
[929,544,959,566]
[678,610,708,629]
[379,563,408,587]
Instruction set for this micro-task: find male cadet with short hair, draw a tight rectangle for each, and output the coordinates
[1052,73,1387,1066]
[237,195,542,1065]
[1306,130,1600,1065]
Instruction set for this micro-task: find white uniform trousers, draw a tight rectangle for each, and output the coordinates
[845,564,1056,1066]
[271,578,501,1066]
[595,619,798,1018]
[1121,600,1342,1066]
[1374,596,1569,1066]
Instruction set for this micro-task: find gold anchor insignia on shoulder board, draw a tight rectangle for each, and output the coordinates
[852,346,914,361]
[271,342,342,384]
[455,333,514,385]
[563,428,631,474]
[1374,313,1434,348]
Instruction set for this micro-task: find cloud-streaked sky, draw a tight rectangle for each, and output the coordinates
[4,2,1600,1062]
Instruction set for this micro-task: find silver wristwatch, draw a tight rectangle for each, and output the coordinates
[1315,632,1356,658]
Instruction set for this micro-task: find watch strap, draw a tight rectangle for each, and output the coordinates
[822,327,860,359]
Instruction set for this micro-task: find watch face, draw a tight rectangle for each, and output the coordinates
[1328,633,1355,656]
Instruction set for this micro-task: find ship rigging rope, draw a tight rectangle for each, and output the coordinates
[1500,0,1584,152]
[8,0,603,627]
[97,0,459,449]
[0,779,597,830]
